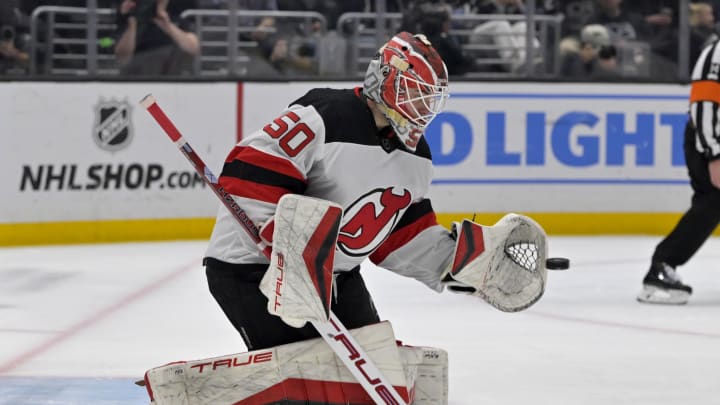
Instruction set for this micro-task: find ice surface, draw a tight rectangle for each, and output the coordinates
[0,237,718,404]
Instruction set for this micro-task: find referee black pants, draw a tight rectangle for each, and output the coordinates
[652,122,720,267]
[204,258,380,351]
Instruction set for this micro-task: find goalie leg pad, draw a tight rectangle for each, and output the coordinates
[144,321,428,405]
[446,213,548,312]
[399,345,449,405]
[259,194,343,328]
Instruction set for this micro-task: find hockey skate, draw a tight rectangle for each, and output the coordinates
[637,262,692,305]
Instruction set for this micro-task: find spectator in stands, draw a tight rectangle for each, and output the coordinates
[199,0,274,10]
[702,0,720,32]
[191,0,275,76]
[235,0,278,43]
[555,0,596,39]
[623,0,676,28]
[196,0,277,37]
[560,23,618,79]
[256,30,319,77]
[199,0,319,77]
[690,2,718,68]
[476,0,525,14]
[277,0,357,31]
[252,12,320,76]
[114,0,200,76]
[18,0,117,74]
[403,1,476,76]
[589,0,650,43]
[588,0,682,80]
[465,0,541,72]
[624,0,678,76]
[555,0,598,70]
[0,0,29,74]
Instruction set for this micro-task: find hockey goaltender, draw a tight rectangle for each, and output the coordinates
[139,31,553,405]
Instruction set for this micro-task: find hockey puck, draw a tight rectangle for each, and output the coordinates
[546,257,570,270]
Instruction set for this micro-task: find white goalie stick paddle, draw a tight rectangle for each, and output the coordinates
[140,94,409,405]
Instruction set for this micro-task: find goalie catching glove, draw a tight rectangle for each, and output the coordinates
[442,214,548,312]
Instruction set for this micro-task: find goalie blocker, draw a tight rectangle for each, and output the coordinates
[142,321,448,405]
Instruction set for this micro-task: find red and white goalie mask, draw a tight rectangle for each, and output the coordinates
[363,32,450,151]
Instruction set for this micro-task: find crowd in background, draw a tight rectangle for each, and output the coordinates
[0,0,717,81]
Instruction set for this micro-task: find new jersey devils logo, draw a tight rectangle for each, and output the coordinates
[337,187,412,257]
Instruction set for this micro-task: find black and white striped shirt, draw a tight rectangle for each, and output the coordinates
[690,40,720,159]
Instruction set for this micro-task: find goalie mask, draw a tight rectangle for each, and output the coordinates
[363,32,449,152]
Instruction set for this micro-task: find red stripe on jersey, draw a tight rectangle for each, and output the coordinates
[225,145,306,182]
[235,377,411,404]
[219,177,290,204]
[369,211,438,264]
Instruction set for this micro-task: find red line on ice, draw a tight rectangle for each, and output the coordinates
[0,261,199,375]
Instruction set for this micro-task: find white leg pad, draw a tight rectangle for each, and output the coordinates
[143,321,447,404]
[399,345,449,405]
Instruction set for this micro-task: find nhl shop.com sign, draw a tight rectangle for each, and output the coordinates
[17,97,204,193]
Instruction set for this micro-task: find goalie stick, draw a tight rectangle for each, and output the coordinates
[140,94,409,405]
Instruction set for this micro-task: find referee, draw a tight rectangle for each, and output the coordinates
[638,39,720,304]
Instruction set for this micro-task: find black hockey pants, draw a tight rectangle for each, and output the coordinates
[652,121,720,267]
[204,258,380,351]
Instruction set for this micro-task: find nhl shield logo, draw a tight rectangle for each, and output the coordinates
[93,98,133,151]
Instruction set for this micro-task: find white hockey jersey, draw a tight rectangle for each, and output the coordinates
[205,87,455,291]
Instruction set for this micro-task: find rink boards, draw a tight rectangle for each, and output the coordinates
[0,81,701,245]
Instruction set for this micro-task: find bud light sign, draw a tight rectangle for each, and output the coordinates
[425,85,691,186]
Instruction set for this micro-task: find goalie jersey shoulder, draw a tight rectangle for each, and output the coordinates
[207,87,439,268]
[290,88,432,160]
